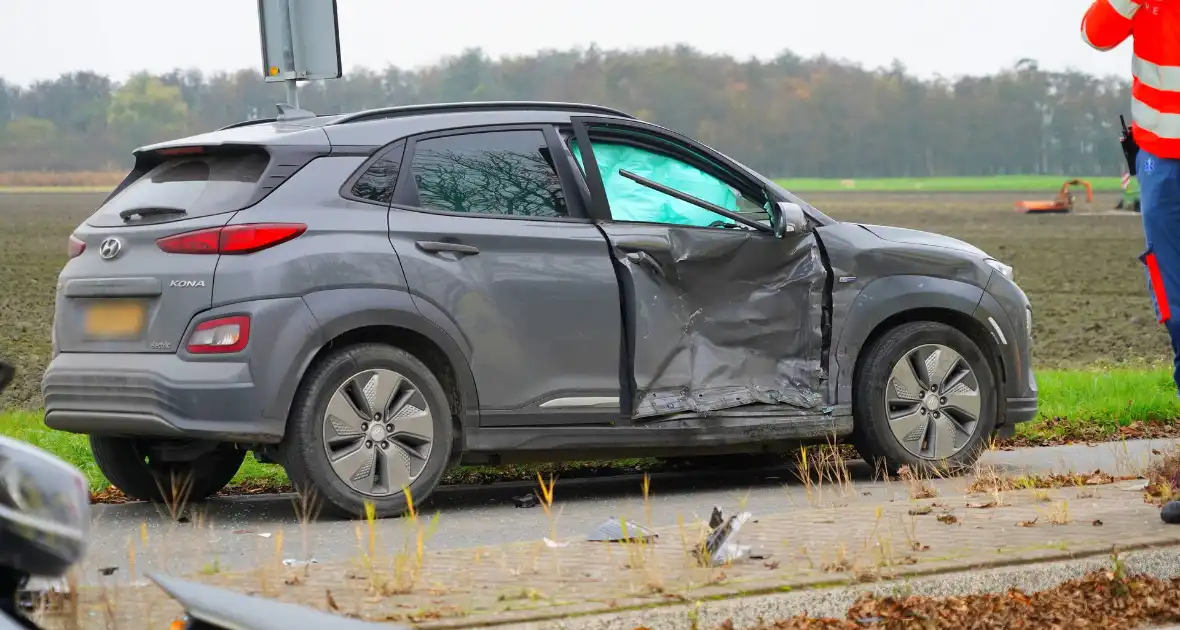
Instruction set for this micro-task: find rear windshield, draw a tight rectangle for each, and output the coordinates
[92,151,270,224]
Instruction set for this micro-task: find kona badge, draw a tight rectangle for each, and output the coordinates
[169,280,206,288]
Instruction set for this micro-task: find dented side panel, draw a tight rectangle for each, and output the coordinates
[598,223,827,419]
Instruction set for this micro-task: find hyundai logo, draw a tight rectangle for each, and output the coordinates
[98,237,123,260]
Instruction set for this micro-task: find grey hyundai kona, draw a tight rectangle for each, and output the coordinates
[42,101,1037,517]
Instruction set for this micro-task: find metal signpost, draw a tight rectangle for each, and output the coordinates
[257,0,342,118]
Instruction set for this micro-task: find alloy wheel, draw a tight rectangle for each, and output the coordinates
[883,344,982,460]
[321,368,435,496]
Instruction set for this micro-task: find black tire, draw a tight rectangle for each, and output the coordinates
[90,436,245,502]
[280,343,455,519]
[850,321,997,475]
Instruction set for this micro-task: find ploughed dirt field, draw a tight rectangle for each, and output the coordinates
[0,190,1165,408]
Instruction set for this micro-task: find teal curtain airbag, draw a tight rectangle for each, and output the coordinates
[572,141,736,226]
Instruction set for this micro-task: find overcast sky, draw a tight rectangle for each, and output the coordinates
[0,0,1135,87]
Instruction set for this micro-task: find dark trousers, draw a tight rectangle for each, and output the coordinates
[1137,148,1180,393]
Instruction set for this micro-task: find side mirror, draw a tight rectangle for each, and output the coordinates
[773,202,809,238]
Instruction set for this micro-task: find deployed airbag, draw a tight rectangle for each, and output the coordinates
[572,140,737,227]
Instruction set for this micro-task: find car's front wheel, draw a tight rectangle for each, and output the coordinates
[281,343,454,519]
[90,436,245,503]
[851,321,997,475]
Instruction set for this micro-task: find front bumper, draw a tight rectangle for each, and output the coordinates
[977,272,1038,435]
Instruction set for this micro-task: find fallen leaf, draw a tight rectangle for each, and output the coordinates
[765,561,781,570]
[1017,518,1038,527]
[911,542,930,552]
[908,506,933,515]
[937,514,959,525]
[1093,519,1104,526]
[967,500,997,509]
[326,590,339,612]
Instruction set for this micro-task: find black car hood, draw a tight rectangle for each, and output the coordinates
[856,224,989,258]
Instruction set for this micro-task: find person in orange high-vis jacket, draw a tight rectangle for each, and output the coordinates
[1084,0,1180,524]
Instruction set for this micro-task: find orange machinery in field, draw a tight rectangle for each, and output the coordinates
[1015,179,1093,214]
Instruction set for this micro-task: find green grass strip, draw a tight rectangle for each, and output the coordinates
[2,367,1177,492]
[774,175,1126,193]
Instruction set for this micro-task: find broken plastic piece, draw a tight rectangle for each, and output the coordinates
[514,494,539,508]
[708,506,724,529]
[543,537,569,548]
[694,511,753,566]
[282,558,318,567]
[587,518,658,543]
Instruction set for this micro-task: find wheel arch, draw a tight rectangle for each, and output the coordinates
[852,307,1005,401]
[292,289,480,443]
[833,276,1003,409]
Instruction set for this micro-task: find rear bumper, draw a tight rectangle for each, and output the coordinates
[42,352,281,443]
[42,296,323,444]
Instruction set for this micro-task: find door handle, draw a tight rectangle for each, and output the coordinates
[415,241,480,256]
[625,251,666,280]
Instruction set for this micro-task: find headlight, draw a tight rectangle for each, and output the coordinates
[985,258,1014,281]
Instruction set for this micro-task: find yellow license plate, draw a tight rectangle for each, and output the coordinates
[84,301,145,338]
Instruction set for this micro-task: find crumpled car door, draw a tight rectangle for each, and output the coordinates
[566,121,827,420]
[600,222,826,419]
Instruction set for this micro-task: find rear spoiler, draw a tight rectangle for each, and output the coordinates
[103,143,326,210]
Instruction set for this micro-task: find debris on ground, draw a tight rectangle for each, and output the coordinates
[708,506,725,529]
[282,558,319,568]
[513,494,539,509]
[98,566,118,576]
[693,509,754,567]
[586,517,657,543]
[720,568,1180,629]
[967,469,1139,494]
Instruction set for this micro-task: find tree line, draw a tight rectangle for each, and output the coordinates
[0,46,1134,178]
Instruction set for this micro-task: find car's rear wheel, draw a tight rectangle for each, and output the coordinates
[851,321,997,475]
[89,436,245,503]
[281,343,454,519]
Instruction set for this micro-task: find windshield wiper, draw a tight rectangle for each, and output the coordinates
[119,206,187,222]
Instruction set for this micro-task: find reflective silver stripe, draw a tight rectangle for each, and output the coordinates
[1080,20,1113,50]
[1110,0,1140,19]
[1082,18,1116,51]
[1133,96,1180,139]
[1133,55,1180,92]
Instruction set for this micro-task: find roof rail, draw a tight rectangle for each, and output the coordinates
[333,101,635,125]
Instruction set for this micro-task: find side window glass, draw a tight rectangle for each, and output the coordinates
[408,130,568,218]
[570,138,766,229]
[351,140,405,204]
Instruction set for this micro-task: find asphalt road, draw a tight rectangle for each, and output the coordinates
[69,438,1178,587]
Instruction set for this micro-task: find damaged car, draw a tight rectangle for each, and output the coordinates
[41,101,1036,516]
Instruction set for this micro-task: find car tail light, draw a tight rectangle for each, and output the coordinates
[67,235,85,259]
[186,315,250,354]
[157,223,306,255]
